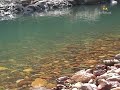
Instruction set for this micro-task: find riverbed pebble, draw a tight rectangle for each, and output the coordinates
[115,54,120,60]
[71,70,95,83]
[51,54,120,90]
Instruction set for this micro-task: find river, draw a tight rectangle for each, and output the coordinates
[0,4,120,89]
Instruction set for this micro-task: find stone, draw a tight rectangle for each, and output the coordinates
[23,68,33,73]
[97,81,111,90]
[103,59,119,66]
[31,78,47,88]
[20,0,32,6]
[72,88,78,90]
[95,64,107,70]
[55,84,65,90]
[32,86,49,90]
[115,68,120,75]
[16,79,31,87]
[81,83,95,90]
[108,81,120,88]
[84,60,98,65]
[72,82,83,88]
[114,64,120,68]
[46,83,56,89]
[0,66,8,71]
[71,70,95,83]
[106,76,120,83]
[86,69,93,74]
[115,54,120,60]
[93,69,106,76]
[56,76,69,84]
[111,87,120,90]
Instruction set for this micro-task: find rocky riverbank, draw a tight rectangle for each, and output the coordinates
[30,54,120,90]
[0,0,118,19]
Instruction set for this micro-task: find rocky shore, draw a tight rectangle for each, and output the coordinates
[29,54,120,90]
[0,0,118,19]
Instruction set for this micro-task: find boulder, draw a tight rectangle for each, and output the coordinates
[31,78,48,88]
[71,70,95,83]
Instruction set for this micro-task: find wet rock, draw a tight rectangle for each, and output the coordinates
[108,81,120,88]
[97,72,119,81]
[16,79,32,87]
[31,86,50,90]
[72,82,83,88]
[115,54,120,60]
[103,59,119,66]
[23,68,33,73]
[114,64,120,68]
[20,0,32,6]
[88,79,95,84]
[71,70,95,83]
[97,81,111,90]
[86,69,93,74]
[0,86,5,90]
[72,88,78,90]
[0,66,8,71]
[46,83,56,89]
[111,87,120,90]
[54,84,65,90]
[93,69,106,76]
[56,76,69,84]
[114,68,120,75]
[12,4,24,13]
[31,78,47,88]
[95,64,107,70]
[106,76,120,83]
[107,66,118,71]
[81,83,97,90]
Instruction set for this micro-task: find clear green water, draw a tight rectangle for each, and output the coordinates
[0,4,120,89]
[0,5,119,61]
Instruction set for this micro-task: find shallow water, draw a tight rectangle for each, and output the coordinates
[0,4,120,89]
[0,5,119,59]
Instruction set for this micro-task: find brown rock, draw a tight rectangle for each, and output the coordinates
[93,69,106,76]
[31,78,47,88]
[115,54,120,60]
[84,60,98,66]
[16,79,31,87]
[114,64,120,68]
[108,81,120,88]
[46,83,56,89]
[98,84,111,90]
[81,83,97,90]
[23,68,33,73]
[71,71,95,83]
[111,87,120,90]
[98,81,111,90]
[95,64,107,70]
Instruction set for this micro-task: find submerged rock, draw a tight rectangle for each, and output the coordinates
[31,78,48,88]
[23,68,33,73]
[16,78,32,87]
[0,66,8,71]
